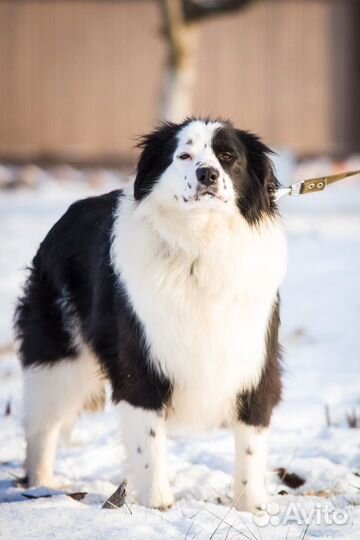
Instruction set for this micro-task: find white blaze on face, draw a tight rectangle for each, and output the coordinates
[153,120,236,209]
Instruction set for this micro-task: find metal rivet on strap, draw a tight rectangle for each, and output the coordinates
[317,182,324,189]
[308,183,315,190]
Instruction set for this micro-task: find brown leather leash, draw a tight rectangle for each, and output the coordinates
[275,169,360,201]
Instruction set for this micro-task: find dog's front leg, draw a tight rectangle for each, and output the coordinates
[119,402,173,510]
[234,299,282,512]
[233,422,269,513]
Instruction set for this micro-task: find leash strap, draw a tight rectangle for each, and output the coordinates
[275,169,360,201]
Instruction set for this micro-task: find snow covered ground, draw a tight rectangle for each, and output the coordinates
[0,162,360,539]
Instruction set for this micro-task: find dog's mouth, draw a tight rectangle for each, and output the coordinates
[182,188,226,204]
[196,190,219,200]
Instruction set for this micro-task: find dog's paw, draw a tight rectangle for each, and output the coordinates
[137,482,174,511]
[26,473,57,489]
[234,488,268,514]
[150,490,174,511]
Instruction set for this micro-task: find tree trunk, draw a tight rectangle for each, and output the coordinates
[159,0,199,122]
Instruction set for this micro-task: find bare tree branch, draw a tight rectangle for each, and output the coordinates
[182,0,257,23]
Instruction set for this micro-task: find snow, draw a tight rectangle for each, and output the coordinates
[1,162,360,539]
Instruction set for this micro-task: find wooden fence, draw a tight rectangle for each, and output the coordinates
[0,0,359,163]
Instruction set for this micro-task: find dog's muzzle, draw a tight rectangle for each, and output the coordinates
[195,166,223,200]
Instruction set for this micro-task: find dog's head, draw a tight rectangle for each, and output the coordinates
[134,118,278,225]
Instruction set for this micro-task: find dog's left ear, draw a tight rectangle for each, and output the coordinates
[134,122,180,201]
[235,130,279,222]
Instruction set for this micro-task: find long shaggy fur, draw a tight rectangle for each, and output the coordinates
[15,118,287,512]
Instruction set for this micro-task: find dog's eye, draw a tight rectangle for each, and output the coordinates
[219,152,233,161]
[178,152,191,160]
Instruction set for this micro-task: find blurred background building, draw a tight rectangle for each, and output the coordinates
[0,0,359,168]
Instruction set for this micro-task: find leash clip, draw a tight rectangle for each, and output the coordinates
[289,180,305,196]
[274,186,291,201]
[275,169,360,202]
[275,179,326,201]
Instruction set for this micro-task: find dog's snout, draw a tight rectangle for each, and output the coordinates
[196,167,219,187]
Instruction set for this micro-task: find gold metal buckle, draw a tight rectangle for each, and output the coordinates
[275,169,360,201]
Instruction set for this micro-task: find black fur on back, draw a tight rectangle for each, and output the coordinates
[14,189,172,409]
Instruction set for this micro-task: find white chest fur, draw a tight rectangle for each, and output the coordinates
[111,196,287,430]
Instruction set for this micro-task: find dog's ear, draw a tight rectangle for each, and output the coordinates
[134,123,180,201]
[235,129,279,223]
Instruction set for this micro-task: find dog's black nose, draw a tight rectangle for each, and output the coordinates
[196,167,219,187]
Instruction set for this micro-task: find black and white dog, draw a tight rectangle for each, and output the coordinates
[15,118,287,512]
